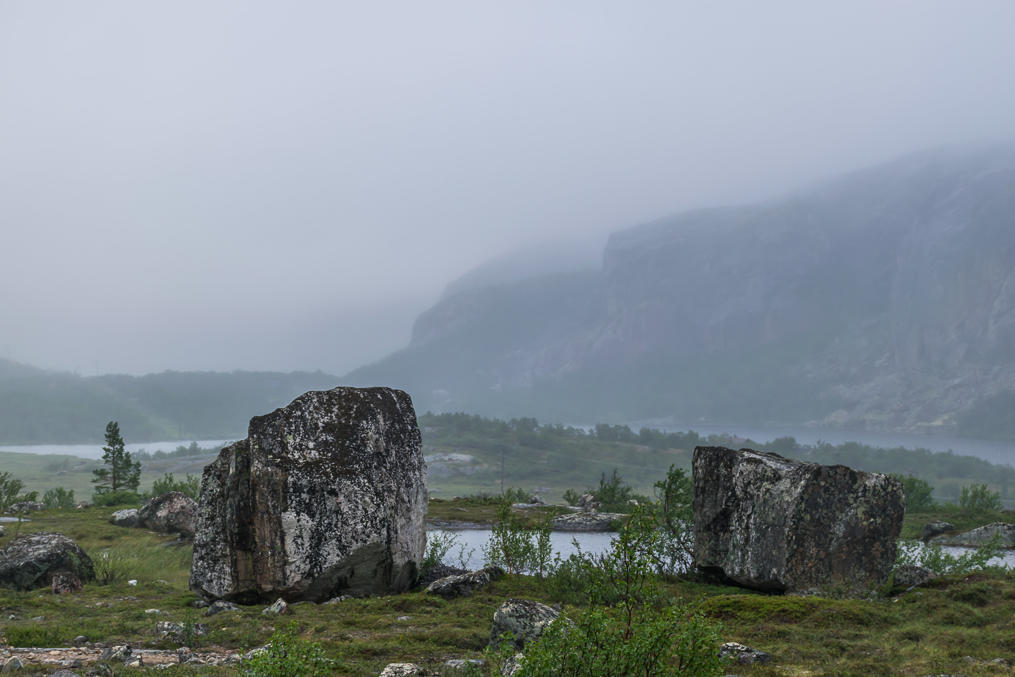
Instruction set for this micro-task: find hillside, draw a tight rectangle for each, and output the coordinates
[0,362,338,443]
[347,146,1015,436]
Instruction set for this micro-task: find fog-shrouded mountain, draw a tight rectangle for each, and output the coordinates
[0,360,339,444]
[346,146,1015,435]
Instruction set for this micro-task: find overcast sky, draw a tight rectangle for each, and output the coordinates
[2,1,1015,376]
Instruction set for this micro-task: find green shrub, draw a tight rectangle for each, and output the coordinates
[483,502,553,576]
[959,484,1002,512]
[502,486,532,504]
[147,472,201,500]
[240,624,335,676]
[896,533,1006,575]
[651,464,694,574]
[421,530,460,579]
[891,474,935,512]
[0,472,37,512]
[92,490,142,507]
[517,507,724,676]
[42,487,76,510]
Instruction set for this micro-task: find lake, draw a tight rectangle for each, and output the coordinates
[428,528,1015,571]
[0,440,236,460]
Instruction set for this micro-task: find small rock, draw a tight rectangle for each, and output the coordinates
[0,533,95,591]
[127,579,137,586]
[109,509,140,528]
[552,512,623,532]
[144,608,163,614]
[396,615,411,621]
[322,595,352,604]
[920,521,954,541]
[1,656,23,673]
[425,566,504,599]
[72,636,88,646]
[0,525,4,537]
[51,570,83,594]
[155,621,208,643]
[190,599,209,608]
[500,653,524,677]
[204,600,241,616]
[892,565,937,590]
[720,642,771,665]
[50,671,82,677]
[576,493,599,512]
[379,664,426,677]
[243,647,268,660]
[262,598,289,616]
[99,645,132,662]
[441,658,485,674]
[490,599,561,650]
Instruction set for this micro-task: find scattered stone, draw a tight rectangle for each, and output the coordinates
[576,493,598,512]
[126,580,137,586]
[929,522,1015,548]
[137,492,198,538]
[396,615,410,621]
[552,511,623,532]
[51,571,83,595]
[144,608,162,614]
[1,657,23,673]
[190,387,427,603]
[190,599,209,608]
[441,658,485,674]
[500,653,523,676]
[425,566,504,599]
[72,636,88,646]
[921,521,955,542]
[322,595,353,604]
[379,664,426,677]
[720,642,771,665]
[50,671,81,677]
[204,600,241,616]
[109,509,140,528]
[155,621,208,643]
[262,598,289,616]
[693,446,904,595]
[489,599,561,650]
[98,645,132,662]
[892,565,938,590]
[0,533,95,591]
[417,563,468,588]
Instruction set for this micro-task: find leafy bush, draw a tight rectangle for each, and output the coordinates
[891,474,935,512]
[896,533,1006,576]
[959,484,1002,512]
[502,486,532,504]
[42,487,76,510]
[483,502,553,576]
[91,490,142,507]
[148,472,201,500]
[651,464,695,574]
[518,507,724,676]
[421,530,461,579]
[0,472,37,512]
[240,624,335,676]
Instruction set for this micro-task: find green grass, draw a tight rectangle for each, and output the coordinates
[1,507,1013,675]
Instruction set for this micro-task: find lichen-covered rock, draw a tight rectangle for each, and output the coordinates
[693,446,904,595]
[552,511,623,532]
[921,521,955,542]
[110,508,140,528]
[190,387,427,603]
[378,664,426,677]
[51,570,82,594]
[138,492,197,538]
[204,600,241,616]
[425,566,504,599]
[489,599,560,650]
[929,522,1015,548]
[720,642,771,665]
[0,532,95,591]
[891,564,937,590]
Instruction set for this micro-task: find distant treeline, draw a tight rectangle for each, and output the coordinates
[132,442,224,462]
[419,412,1015,499]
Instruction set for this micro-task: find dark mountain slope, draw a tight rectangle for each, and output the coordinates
[347,146,1015,432]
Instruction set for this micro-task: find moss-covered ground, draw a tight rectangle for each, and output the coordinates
[1,507,1013,675]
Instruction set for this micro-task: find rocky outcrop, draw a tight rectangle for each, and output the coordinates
[551,511,623,532]
[489,599,560,650]
[0,532,95,591]
[929,522,1015,548]
[720,642,771,665]
[137,492,197,538]
[425,566,504,599]
[110,508,140,528]
[190,386,427,603]
[693,446,904,595]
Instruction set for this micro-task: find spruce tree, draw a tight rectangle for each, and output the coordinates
[92,421,142,494]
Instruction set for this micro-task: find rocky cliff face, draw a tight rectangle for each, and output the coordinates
[347,146,1015,432]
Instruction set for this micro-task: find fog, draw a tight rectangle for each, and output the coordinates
[2,1,1014,376]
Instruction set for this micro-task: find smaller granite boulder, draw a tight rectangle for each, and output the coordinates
[441,659,485,675]
[891,565,937,590]
[8,501,44,513]
[425,566,504,599]
[720,642,771,665]
[576,493,598,512]
[51,570,83,594]
[204,600,241,616]
[379,664,426,677]
[138,492,197,538]
[110,508,140,528]
[921,521,955,542]
[262,598,289,615]
[0,532,95,591]
[929,522,1015,548]
[490,599,560,650]
[155,621,207,643]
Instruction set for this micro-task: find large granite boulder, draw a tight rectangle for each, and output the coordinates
[0,532,95,591]
[190,387,427,603]
[138,492,197,538]
[489,599,560,650]
[693,446,904,595]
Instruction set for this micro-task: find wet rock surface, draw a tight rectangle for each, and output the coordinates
[0,533,95,591]
[425,566,504,599]
[693,446,904,595]
[552,511,623,532]
[489,599,560,650]
[137,492,197,538]
[190,386,427,603]
[929,522,1015,548]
